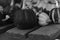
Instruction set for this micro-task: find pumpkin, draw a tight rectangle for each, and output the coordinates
[38,12,51,26]
[14,9,38,30]
[50,8,60,23]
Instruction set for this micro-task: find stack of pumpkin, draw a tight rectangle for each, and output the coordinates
[0,0,60,30]
[13,0,60,29]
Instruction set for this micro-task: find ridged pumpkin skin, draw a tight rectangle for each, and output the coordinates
[38,12,51,26]
[14,9,38,30]
[50,8,60,23]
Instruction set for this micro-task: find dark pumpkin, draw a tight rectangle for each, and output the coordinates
[14,9,38,29]
[50,8,60,23]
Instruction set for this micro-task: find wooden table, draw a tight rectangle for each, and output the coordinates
[0,24,60,40]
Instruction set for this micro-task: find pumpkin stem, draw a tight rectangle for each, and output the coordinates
[10,0,14,6]
[22,0,26,9]
[55,0,59,8]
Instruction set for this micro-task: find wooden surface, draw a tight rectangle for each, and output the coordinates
[6,27,34,40]
[28,24,60,40]
[0,24,60,40]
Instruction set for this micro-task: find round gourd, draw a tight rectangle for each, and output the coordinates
[14,9,38,30]
[50,8,60,23]
[38,12,51,26]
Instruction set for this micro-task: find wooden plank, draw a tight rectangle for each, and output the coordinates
[6,27,34,40]
[27,24,60,40]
